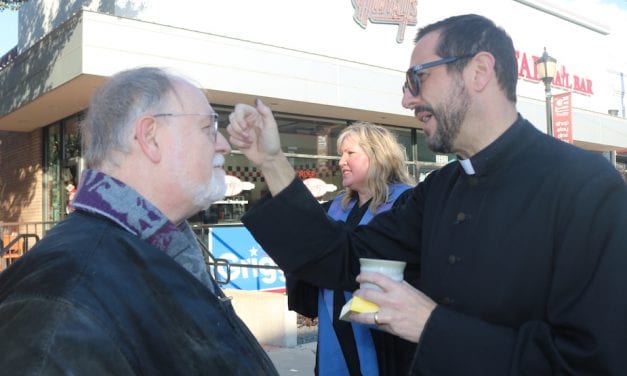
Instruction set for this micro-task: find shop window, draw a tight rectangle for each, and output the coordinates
[188,108,449,225]
[43,124,62,222]
[43,114,83,222]
[191,112,346,225]
[62,116,82,215]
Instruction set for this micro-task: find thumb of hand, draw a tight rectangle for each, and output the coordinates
[255,99,273,119]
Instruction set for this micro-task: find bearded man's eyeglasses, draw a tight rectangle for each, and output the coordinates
[402,55,475,97]
[153,112,219,142]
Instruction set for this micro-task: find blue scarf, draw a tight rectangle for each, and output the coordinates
[317,183,411,376]
[71,169,215,292]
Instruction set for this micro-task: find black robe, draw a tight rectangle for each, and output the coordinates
[288,193,417,375]
[243,116,627,375]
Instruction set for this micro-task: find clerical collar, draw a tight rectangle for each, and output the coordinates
[460,115,527,176]
[458,159,476,175]
[72,169,215,292]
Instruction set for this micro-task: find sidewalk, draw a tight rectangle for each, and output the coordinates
[265,341,316,375]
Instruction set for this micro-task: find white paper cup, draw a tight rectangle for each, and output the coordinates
[359,258,406,291]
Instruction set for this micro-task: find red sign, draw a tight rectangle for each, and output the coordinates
[552,92,573,144]
[515,51,594,95]
[352,0,417,43]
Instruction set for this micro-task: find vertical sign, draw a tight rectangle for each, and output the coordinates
[552,92,573,143]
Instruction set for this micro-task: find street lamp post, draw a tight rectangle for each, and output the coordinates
[535,48,558,137]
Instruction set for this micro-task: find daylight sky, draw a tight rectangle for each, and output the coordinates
[0,8,18,55]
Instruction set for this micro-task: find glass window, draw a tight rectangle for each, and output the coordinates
[196,113,347,225]
[385,125,416,177]
[62,116,82,215]
[43,124,61,222]
[43,114,84,222]
[193,107,450,224]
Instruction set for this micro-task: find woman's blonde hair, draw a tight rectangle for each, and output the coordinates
[337,121,414,212]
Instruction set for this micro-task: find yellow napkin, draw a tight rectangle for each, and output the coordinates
[339,296,379,321]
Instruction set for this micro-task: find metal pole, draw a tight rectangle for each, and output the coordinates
[544,80,553,137]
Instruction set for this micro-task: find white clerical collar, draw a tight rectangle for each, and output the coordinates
[458,158,476,175]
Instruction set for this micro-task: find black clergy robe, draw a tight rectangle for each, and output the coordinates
[287,193,417,375]
[242,116,627,375]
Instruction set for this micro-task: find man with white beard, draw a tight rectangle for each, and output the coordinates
[0,67,278,375]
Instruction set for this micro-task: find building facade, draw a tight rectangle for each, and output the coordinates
[1,0,626,228]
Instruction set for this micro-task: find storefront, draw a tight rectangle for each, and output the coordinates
[0,0,626,286]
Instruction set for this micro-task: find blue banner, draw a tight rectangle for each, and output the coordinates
[210,226,286,292]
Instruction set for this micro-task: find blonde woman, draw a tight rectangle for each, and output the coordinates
[287,122,416,376]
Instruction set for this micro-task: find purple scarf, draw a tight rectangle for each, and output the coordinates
[72,169,215,292]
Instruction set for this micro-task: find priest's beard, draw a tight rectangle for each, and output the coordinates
[427,79,470,154]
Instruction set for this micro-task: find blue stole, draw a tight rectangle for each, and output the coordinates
[317,183,411,375]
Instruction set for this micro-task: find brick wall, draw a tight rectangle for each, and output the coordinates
[0,129,43,223]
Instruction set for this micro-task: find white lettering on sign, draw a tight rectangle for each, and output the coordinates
[217,251,286,285]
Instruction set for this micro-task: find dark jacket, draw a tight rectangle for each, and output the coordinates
[288,186,416,376]
[0,211,277,375]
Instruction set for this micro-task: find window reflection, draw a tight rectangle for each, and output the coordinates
[44,114,84,221]
[40,107,450,226]
[191,108,450,225]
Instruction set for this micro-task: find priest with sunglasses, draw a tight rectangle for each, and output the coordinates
[228,14,627,375]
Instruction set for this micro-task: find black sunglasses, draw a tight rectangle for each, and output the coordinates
[403,55,475,97]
